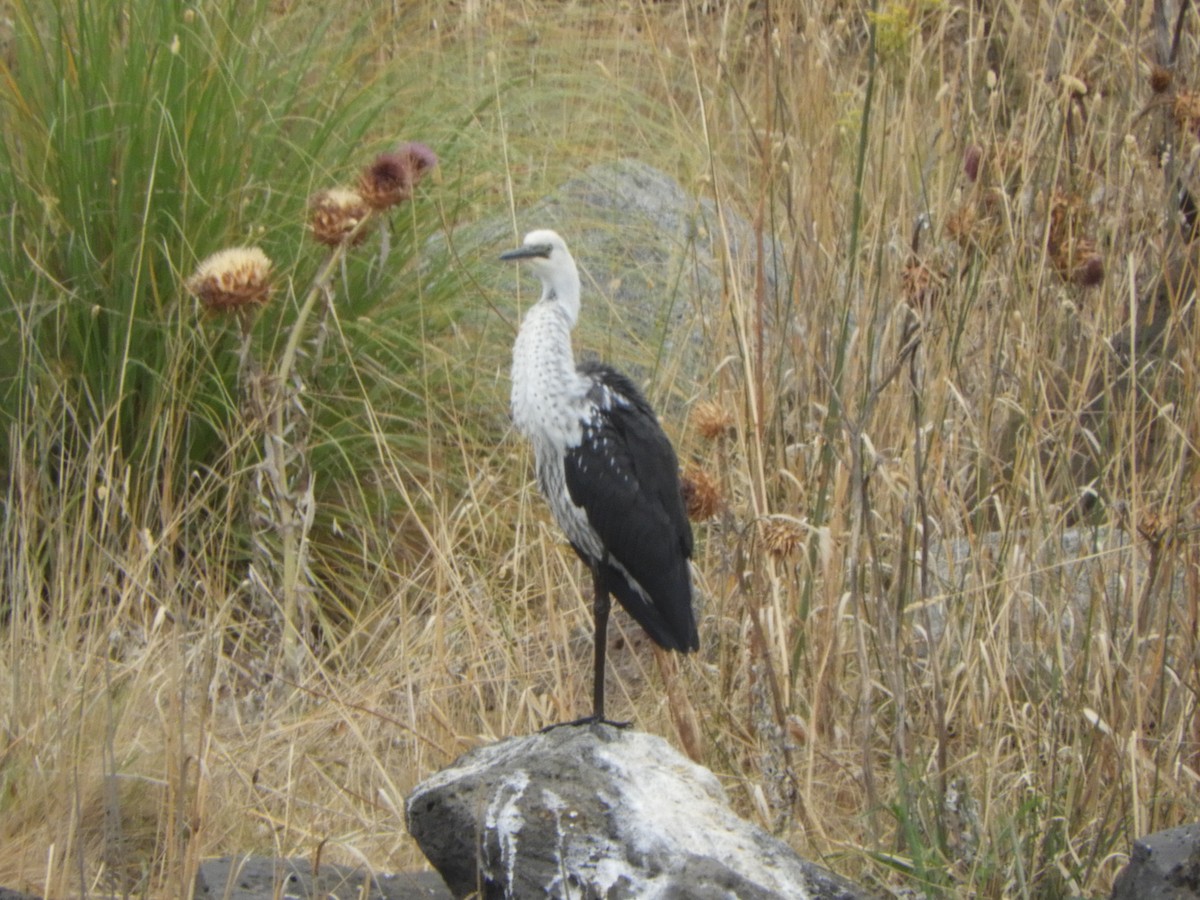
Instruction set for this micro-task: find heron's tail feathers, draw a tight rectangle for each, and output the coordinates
[603,560,698,653]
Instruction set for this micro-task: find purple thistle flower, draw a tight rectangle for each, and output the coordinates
[398,142,438,181]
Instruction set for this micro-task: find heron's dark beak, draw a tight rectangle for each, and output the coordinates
[500,243,552,261]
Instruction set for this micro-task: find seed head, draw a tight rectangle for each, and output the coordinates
[902,260,943,309]
[358,142,438,211]
[1150,65,1173,95]
[944,203,978,247]
[692,400,735,441]
[187,247,273,313]
[1174,90,1200,136]
[1072,249,1105,287]
[308,187,371,247]
[1061,74,1088,99]
[1044,190,1103,287]
[680,466,721,521]
[944,201,999,251]
[398,141,438,180]
[963,144,983,182]
[359,153,414,210]
[761,517,805,559]
[1137,509,1174,545]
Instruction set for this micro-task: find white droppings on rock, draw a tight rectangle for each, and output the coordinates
[484,770,529,894]
[590,738,806,896]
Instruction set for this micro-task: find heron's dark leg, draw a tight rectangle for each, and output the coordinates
[540,563,630,730]
[591,563,610,721]
[585,564,631,727]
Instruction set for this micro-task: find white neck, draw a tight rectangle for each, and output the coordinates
[510,297,587,447]
[542,255,581,327]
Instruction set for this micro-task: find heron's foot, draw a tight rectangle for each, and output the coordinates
[540,714,631,732]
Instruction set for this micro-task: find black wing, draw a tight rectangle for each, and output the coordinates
[564,362,698,652]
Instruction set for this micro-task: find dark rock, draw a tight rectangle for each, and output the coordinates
[406,724,872,900]
[0,888,41,900]
[1111,822,1200,899]
[195,856,451,900]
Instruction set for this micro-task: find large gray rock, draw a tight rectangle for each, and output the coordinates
[1111,822,1200,899]
[405,724,871,900]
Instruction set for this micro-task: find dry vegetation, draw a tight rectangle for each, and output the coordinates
[4,0,1200,897]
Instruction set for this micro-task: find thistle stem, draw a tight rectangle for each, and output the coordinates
[269,212,375,672]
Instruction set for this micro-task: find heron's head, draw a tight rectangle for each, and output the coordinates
[500,230,580,314]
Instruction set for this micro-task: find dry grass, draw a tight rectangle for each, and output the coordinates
[4,1,1200,897]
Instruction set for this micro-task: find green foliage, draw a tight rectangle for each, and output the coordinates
[0,0,392,489]
[868,0,946,60]
[0,0,468,627]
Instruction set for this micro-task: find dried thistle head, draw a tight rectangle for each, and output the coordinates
[1050,234,1105,287]
[963,143,983,182]
[1046,191,1103,287]
[359,152,414,210]
[1137,508,1175,545]
[761,517,805,559]
[944,201,1000,251]
[358,142,437,211]
[1072,245,1105,287]
[902,259,944,309]
[1047,188,1082,241]
[398,141,438,181]
[1174,90,1200,138]
[308,187,370,247]
[1150,64,1173,95]
[680,466,721,521]
[944,203,978,248]
[186,247,273,313]
[692,400,735,442]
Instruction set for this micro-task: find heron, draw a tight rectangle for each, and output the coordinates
[501,229,698,727]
